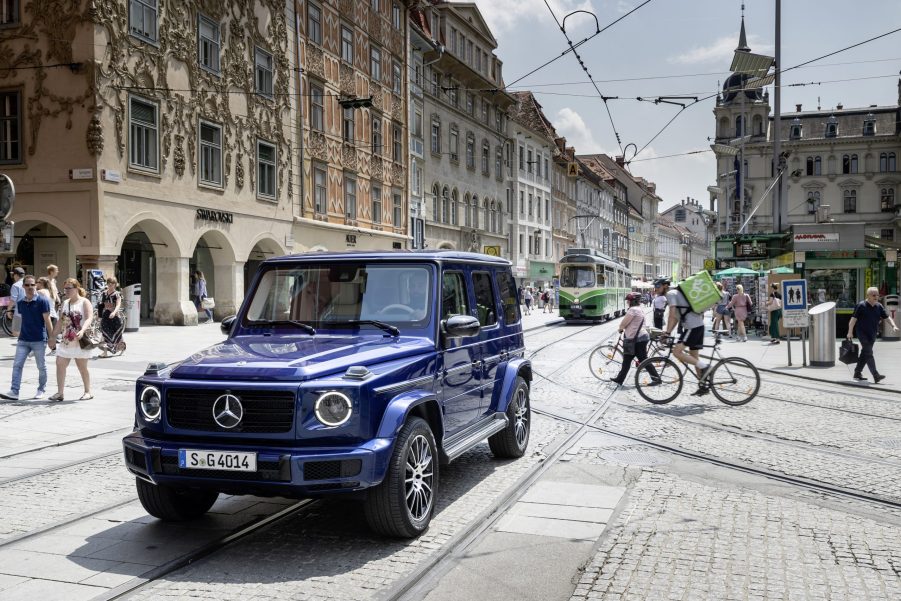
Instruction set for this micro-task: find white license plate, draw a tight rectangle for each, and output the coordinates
[178,449,257,472]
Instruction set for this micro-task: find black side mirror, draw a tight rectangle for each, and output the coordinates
[221,315,236,336]
[442,314,480,339]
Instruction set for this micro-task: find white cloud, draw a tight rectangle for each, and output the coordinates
[554,107,608,154]
[616,1,635,14]
[669,34,773,65]
[479,0,596,35]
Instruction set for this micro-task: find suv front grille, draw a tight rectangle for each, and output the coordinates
[167,389,296,433]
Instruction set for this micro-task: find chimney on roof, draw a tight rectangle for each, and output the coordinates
[796,104,802,112]
[836,103,843,110]
[615,156,624,167]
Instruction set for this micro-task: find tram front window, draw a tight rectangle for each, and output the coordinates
[561,266,595,288]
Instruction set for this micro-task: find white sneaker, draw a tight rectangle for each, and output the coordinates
[33,390,46,400]
[0,391,19,400]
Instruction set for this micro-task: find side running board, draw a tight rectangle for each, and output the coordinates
[442,413,508,463]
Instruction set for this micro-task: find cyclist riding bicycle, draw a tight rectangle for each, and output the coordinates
[660,277,713,396]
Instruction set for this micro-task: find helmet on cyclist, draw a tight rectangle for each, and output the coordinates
[652,277,670,288]
[625,292,642,306]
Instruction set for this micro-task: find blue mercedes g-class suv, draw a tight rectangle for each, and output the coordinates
[123,251,531,537]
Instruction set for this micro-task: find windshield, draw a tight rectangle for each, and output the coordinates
[244,263,432,329]
[561,266,595,288]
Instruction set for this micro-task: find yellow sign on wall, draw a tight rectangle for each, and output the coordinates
[704,259,715,271]
[567,162,580,177]
[483,245,501,256]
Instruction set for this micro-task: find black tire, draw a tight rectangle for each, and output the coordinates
[0,312,12,337]
[135,478,219,521]
[488,376,530,458]
[588,343,622,380]
[634,357,683,404]
[365,416,438,538]
[709,357,760,406]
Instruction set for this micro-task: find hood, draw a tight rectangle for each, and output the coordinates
[169,335,434,381]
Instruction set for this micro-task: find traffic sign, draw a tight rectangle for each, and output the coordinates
[781,279,807,311]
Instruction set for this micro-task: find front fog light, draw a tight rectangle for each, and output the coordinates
[140,386,162,421]
[314,391,352,427]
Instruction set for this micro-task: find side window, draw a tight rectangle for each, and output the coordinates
[496,270,520,324]
[441,271,469,320]
[472,272,498,327]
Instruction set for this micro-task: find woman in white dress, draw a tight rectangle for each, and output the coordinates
[49,278,95,401]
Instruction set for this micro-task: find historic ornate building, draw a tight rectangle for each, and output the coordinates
[1,0,298,324]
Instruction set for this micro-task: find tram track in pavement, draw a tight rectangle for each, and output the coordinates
[530,407,901,512]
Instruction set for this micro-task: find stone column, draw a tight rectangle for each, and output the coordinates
[212,260,244,320]
[154,256,198,325]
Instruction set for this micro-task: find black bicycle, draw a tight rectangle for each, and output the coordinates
[588,327,667,380]
[633,329,760,405]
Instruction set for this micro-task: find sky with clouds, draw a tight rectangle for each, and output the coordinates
[477,0,901,210]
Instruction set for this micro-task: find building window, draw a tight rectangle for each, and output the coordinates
[345,176,357,219]
[674,208,686,222]
[0,90,21,164]
[341,26,354,63]
[466,133,475,169]
[449,125,459,161]
[881,152,896,172]
[881,188,895,211]
[393,192,402,227]
[450,27,457,54]
[313,163,327,214]
[255,47,273,97]
[199,121,222,186]
[466,93,473,115]
[814,156,822,175]
[430,118,440,154]
[343,107,355,143]
[464,194,471,227]
[129,0,157,43]
[518,233,524,256]
[519,191,523,214]
[481,141,489,174]
[392,2,401,28]
[441,187,449,223]
[310,83,324,131]
[448,81,458,107]
[128,96,159,171]
[881,229,894,241]
[806,191,820,214]
[450,189,458,226]
[864,114,876,136]
[1,0,19,25]
[372,185,382,224]
[544,158,549,180]
[789,122,801,140]
[842,154,858,174]
[481,101,488,124]
[198,15,220,73]
[392,123,402,162]
[392,60,401,94]
[370,46,381,81]
[528,193,533,217]
[371,115,382,155]
[843,189,856,213]
[431,184,439,221]
[472,196,479,228]
[735,115,743,137]
[430,69,440,96]
[518,146,524,171]
[527,149,533,174]
[257,140,276,199]
[495,147,503,179]
[308,2,322,45]
[825,117,837,138]
[806,157,814,176]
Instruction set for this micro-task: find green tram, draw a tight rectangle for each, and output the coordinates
[558,249,631,321]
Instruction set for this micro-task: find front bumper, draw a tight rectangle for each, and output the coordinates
[122,431,394,497]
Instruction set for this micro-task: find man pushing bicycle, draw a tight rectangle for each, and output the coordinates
[663,280,712,396]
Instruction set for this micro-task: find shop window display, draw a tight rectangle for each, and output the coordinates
[806,268,858,308]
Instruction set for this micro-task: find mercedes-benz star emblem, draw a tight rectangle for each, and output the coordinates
[212,394,244,429]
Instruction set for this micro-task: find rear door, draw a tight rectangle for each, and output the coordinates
[438,268,482,433]
[471,270,504,415]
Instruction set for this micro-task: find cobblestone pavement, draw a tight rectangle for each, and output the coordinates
[127,416,571,601]
[570,469,901,601]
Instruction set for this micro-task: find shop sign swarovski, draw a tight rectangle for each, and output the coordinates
[793,233,838,243]
[195,209,234,224]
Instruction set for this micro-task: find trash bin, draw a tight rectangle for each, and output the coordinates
[883,294,900,341]
[808,301,836,366]
[123,283,141,332]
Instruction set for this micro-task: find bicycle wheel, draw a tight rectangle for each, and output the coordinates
[588,343,622,380]
[0,312,12,337]
[709,357,760,406]
[634,357,683,404]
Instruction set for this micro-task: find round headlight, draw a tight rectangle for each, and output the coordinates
[140,386,162,421]
[314,391,352,427]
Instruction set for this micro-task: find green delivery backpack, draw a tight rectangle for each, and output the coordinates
[676,270,721,314]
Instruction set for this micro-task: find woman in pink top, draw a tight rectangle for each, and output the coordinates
[608,293,660,386]
[727,283,753,342]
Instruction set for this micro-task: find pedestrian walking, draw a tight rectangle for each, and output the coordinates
[6,266,25,335]
[766,282,783,344]
[651,277,669,329]
[546,286,556,313]
[99,276,124,358]
[46,264,61,311]
[35,277,58,356]
[523,287,533,315]
[0,275,55,400]
[541,288,551,313]
[712,282,732,336]
[608,292,660,386]
[847,287,899,382]
[193,270,214,323]
[727,283,752,342]
[50,278,95,401]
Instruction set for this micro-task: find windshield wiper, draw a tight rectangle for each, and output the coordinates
[262,320,317,335]
[326,319,400,337]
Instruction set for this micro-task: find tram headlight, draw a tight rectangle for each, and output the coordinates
[314,391,353,427]
[139,386,162,422]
